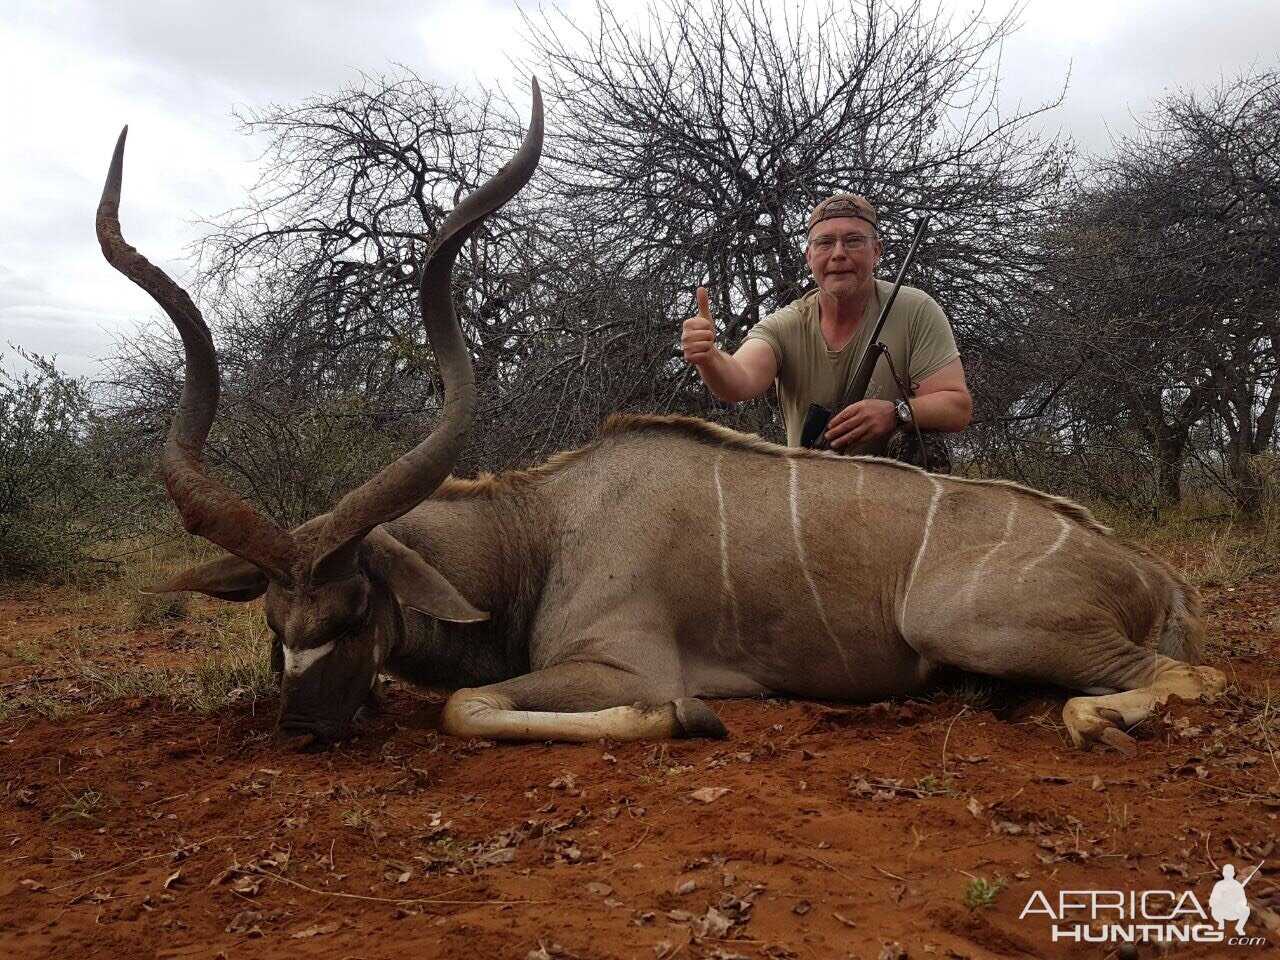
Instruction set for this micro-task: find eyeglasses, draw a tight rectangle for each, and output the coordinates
[809,233,876,253]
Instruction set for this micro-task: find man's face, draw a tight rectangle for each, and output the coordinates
[805,216,882,302]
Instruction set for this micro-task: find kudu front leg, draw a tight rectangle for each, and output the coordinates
[441,662,727,743]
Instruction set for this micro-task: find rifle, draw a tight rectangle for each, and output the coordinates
[799,214,932,450]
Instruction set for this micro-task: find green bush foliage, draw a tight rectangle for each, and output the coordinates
[0,351,154,580]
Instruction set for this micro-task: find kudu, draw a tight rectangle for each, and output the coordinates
[97,81,1226,755]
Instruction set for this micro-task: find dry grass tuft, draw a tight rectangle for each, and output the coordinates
[56,604,276,714]
[2,539,277,723]
[49,788,109,826]
[128,592,190,628]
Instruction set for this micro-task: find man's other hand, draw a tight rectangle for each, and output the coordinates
[826,399,897,449]
[681,286,717,367]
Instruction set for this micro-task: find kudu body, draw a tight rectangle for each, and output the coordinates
[97,83,1226,755]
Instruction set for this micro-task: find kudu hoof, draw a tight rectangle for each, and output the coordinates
[1098,726,1138,758]
[672,698,728,739]
[1063,702,1137,757]
[275,729,335,753]
[1193,665,1228,699]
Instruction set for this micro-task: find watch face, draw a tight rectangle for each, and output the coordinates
[896,400,912,423]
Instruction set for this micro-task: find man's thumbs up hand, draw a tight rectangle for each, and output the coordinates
[681,286,716,367]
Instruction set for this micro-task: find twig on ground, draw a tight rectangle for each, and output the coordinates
[49,834,247,893]
[618,824,651,855]
[257,869,545,907]
[803,853,861,886]
[873,865,908,883]
[941,707,968,776]
[941,836,1004,855]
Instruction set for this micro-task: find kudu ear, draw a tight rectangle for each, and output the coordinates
[144,554,269,602]
[365,529,488,624]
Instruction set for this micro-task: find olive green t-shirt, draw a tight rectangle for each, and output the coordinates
[744,280,958,455]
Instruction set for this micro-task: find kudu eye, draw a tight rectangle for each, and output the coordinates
[340,602,372,640]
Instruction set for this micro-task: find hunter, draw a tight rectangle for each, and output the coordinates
[680,194,972,465]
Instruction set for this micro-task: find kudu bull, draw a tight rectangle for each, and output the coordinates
[97,81,1226,755]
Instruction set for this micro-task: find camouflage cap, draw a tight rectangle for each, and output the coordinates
[808,193,878,232]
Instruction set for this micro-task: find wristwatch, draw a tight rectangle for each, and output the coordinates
[894,400,914,425]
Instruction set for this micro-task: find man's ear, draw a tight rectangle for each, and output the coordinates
[144,554,269,602]
[364,529,488,624]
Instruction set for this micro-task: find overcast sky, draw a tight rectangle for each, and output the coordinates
[2,0,1278,380]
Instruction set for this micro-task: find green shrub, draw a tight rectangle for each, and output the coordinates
[0,351,154,580]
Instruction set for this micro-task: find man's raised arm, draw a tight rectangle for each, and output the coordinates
[680,286,777,402]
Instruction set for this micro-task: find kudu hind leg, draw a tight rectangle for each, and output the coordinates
[903,609,1226,757]
[441,661,727,743]
[1063,656,1227,757]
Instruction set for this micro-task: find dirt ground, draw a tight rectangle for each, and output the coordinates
[2,564,1278,959]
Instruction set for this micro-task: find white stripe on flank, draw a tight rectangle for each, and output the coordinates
[713,453,740,650]
[901,476,944,624]
[788,460,852,678]
[1127,557,1149,591]
[965,499,1018,601]
[1021,514,1072,581]
[283,640,336,677]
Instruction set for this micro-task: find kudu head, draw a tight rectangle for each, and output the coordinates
[96,81,544,747]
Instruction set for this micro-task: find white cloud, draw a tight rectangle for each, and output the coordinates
[1001,0,1280,153]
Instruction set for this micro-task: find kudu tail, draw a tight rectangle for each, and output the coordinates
[1157,577,1206,664]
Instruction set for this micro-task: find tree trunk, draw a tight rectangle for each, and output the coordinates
[1154,434,1185,505]
[1227,441,1264,515]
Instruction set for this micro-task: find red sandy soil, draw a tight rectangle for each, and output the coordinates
[1,575,1278,959]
